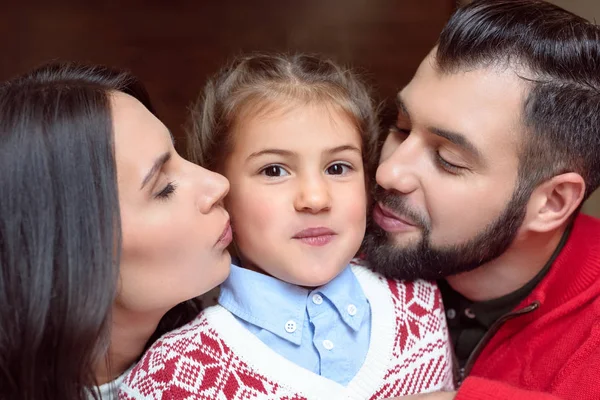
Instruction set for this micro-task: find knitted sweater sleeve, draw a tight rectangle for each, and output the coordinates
[457,329,600,400]
[456,377,562,400]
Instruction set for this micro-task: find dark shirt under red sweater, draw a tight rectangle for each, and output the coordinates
[457,213,600,400]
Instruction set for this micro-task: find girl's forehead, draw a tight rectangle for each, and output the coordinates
[229,102,362,156]
[234,97,359,133]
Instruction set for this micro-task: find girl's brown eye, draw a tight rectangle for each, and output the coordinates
[260,165,289,177]
[326,163,352,175]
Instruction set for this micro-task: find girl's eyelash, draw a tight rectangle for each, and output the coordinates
[326,162,354,175]
[155,181,177,200]
[259,164,290,177]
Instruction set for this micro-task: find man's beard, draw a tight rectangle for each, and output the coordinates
[363,186,528,281]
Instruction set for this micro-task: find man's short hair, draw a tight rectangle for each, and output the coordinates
[436,0,600,201]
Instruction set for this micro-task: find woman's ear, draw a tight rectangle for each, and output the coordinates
[523,173,585,233]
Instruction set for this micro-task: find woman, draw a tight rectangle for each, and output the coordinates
[0,62,232,399]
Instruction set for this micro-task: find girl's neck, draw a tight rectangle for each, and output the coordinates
[95,306,164,385]
[235,256,323,290]
[235,253,269,276]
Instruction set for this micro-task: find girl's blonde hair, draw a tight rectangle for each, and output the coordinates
[187,53,380,182]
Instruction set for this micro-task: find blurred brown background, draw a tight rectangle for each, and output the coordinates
[0,0,454,140]
[2,0,599,216]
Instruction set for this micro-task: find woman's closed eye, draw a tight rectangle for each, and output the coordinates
[155,181,177,200]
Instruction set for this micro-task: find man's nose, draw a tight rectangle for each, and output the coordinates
[376,137,421,195]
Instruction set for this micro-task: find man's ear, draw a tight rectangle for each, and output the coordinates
[523,173,585,233]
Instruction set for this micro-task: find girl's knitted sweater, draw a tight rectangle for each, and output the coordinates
[119,265,454,400]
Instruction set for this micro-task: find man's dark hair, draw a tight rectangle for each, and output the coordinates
[436,0,600,201]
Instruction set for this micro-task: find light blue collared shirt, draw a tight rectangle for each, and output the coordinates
[218,264,371,386]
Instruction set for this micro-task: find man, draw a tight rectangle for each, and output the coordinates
[364,1,600,399]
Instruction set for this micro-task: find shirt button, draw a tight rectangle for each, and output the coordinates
[284,320,297,333]
[464,308,476,319]
[347,304,357,316]
[446,308,457,319]
[312,294,323,305]
[322,339,334,350]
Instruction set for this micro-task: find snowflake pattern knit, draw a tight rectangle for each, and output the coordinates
[119,265,454,400]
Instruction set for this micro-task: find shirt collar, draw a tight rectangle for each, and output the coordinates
[219,264,307,345]
[314,266,369,332]
[218,264,368,344]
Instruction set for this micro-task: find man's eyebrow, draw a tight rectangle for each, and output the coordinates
[140,152,171,190]
[430,127,483,164]
[397,93,483,164]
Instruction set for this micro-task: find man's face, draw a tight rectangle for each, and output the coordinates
[365,53,531,280]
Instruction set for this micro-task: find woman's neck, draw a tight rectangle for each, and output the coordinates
[95,306,164,385]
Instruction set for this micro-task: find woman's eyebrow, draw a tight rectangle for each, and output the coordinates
[140,152,171,190]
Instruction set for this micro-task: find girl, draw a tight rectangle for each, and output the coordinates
[120,54,453,399]
[0,62,232,400]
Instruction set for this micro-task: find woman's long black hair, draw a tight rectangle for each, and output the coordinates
[0,62,202,400]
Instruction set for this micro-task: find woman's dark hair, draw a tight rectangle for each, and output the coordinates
[436,0,600,201]
[0,62,201,400]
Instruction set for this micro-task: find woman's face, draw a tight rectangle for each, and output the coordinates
[111,92,232,314]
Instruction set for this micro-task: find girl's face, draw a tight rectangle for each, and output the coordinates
[223,102,367,286]
[111,92,232,313]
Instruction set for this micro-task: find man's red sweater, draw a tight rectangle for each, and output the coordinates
[457,214,600,400]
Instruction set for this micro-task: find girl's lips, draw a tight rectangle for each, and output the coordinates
[372,203,417,233]
[293,227,335,238]
[294,235,335,247]
[293,227,336,247]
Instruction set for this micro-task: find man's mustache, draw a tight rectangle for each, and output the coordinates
[373,186,429,229]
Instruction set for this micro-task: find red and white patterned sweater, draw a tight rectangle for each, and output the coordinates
[119,265,454,400]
